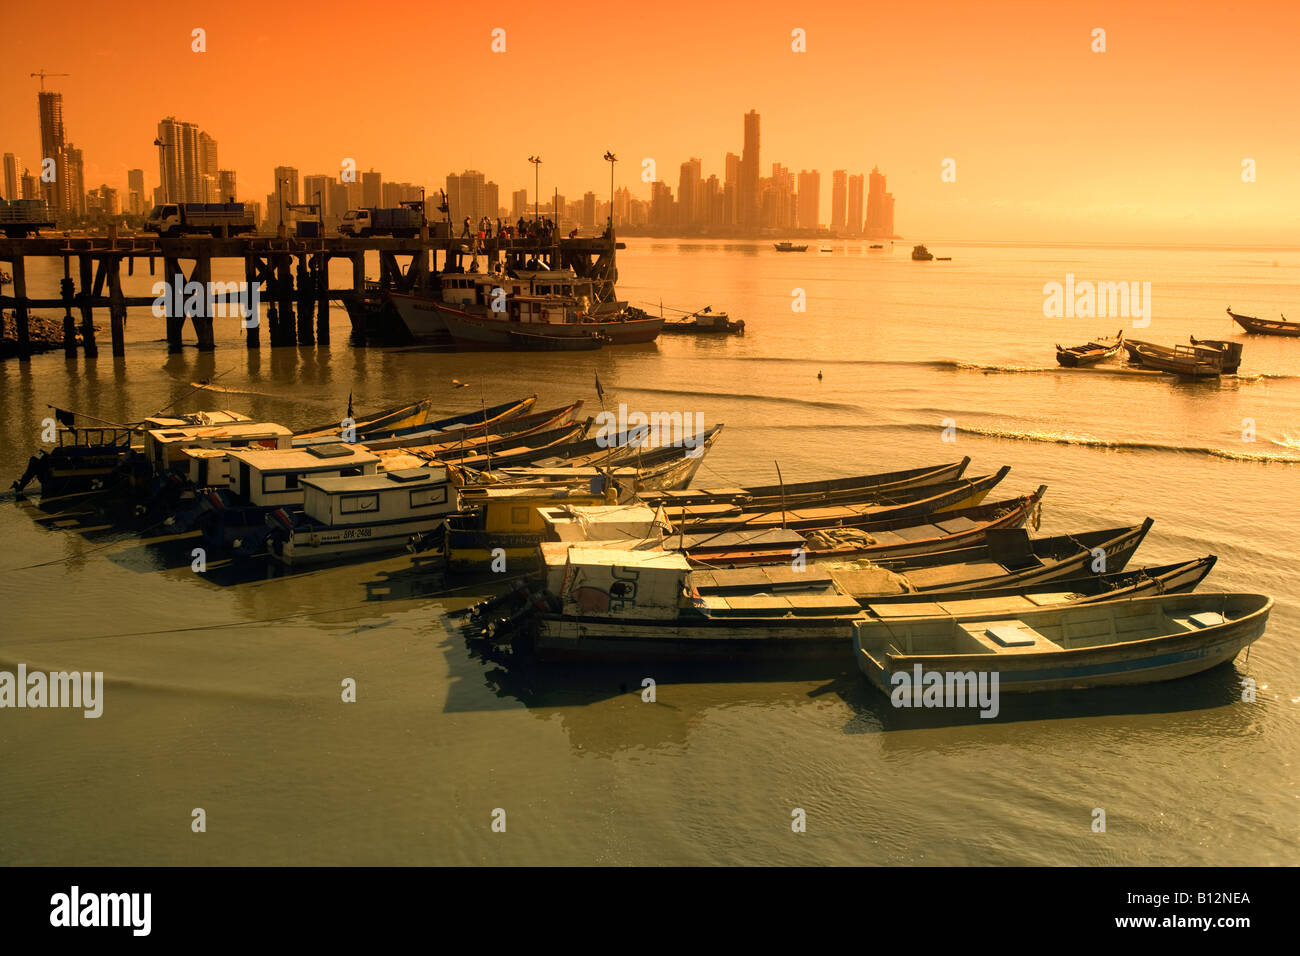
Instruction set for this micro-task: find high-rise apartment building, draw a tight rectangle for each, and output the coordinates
[830,170,847,233]
[37,91,67,214]
[739,110,760,231]
[304,174,330,215]
[865,166,895,238]
[217,169,237,203]
[361,170,382,208]
[677,157,701,228]
[510,188,528,220]
[796,169,820,230]
[847,173,864,235]
[156,117,203,204]
[126,168,145,215]
[3,154,19,201]
[63,145,86,216]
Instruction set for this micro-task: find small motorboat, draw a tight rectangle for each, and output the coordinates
[1055,330,1124,367]
[661,306,745,335]
[854,592,1273,694]
[911,244,934,261]
[774,241,809,252]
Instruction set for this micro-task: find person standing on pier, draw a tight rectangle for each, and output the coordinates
[461,217,471,238]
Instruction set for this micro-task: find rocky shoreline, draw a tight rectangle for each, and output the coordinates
[1,313,102,358]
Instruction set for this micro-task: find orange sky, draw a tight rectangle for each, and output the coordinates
[2,0,1297,242]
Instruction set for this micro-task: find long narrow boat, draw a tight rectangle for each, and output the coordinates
[483,541,1211,660]
[376,421,592,470]
[458,424,726,471]
[361,403,584,456]
[1124,338,1243,374]
[854,592,1272,693]
[1227,308,1300,337]
[677,487,1047,564]
[293,395,536,446]
[1055,330,1123,367]
[636,458,971,510]
[1131,343,1224,378]
[293,398,438,442]
[667,467,1012,534]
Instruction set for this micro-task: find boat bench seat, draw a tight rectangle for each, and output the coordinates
[963,621,1057,654]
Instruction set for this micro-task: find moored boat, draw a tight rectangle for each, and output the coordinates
[1055,330,1124,367]
[1131,342,1225,378]
[1227,308,1300,337]
[773,241,809,252]
[854,592,1272,693]
[911,244,934,261]
[1124,338,1243,374]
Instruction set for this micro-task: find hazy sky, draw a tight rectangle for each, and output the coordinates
[2,0,1297,242]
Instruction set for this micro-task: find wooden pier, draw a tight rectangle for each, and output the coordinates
[0,229,623,357]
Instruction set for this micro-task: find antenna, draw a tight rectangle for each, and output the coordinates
[30,70,71,91]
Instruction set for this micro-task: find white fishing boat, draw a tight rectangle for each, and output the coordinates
[853,592,1272,693]
[270,465,459,566]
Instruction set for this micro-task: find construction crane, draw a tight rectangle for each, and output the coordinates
[30,70,70,90]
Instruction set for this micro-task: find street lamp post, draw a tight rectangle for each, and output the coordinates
[603,151,617,234]
[528,156,542,225]
[152,138,171,203]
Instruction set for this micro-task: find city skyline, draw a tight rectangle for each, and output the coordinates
[1,0,1298,242]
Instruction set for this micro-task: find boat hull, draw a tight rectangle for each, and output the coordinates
[1228,309,1300,337]
[276,516,448,566]
[427,302,664,349]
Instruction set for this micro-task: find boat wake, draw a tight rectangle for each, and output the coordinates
[908,423,1300,463]
[624,385,862,411]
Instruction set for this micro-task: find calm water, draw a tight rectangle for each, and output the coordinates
[1,240,1297,865]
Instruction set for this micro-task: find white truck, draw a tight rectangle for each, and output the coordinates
[145,202,255,237]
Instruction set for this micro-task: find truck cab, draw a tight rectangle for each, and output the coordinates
[339,209,371,237]
[145,204,182,236]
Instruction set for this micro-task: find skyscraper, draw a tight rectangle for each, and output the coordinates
[361,169,382,208]
[865,166,894,238]
[64,145,86,215]
[830,170,847,233]
[37,91,67,214]
[723,151,740,227]
[304,174,330,216]
[445,170,487,224]
[796,170,820,230]
[156,117,202,203]
[677,157,701,228]
[217,169,237,203]
[510,188,528,220]
[847,173,864,236]
[126,168,145,215]
[3,154,19,201]
[739,111,760,231]
[199,132,219,201]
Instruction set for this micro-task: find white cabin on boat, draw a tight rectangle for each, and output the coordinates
[440,269,596,317]
[276,465,458,565]
[547,547,692,620]
[147,421,293,474]
[224,443,380,507]
[142,409,253,430]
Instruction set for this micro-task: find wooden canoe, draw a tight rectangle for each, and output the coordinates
[637,458,972,510]
[294,395,536,444]
[855,592,1272,693]
[668,466,1012,534]
[1227,308,1300,337]
[1130,343,1224,377]
[1055,330,1124,367]
[677,486,1046,564]
[358,401,582,453]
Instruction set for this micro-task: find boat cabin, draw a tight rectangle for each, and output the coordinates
[299,465,456,526]
[549,548,694,621]
[146,422,293,474]
[224,444,380,507]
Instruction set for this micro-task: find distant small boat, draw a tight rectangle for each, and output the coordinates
[661,306,745,335]
[935,256,952,261]
[854,592,1273,694]
[1227,308,1300,337]
[774,241,809,252]
[869,244,884,249]
[819,246,833,253]
[911,244,934,261]
[1056,330,1124,367]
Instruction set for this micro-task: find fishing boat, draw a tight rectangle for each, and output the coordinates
[268,465,459,566]
[1226,308,1300,337]
[389,270,663,349]
[869,244,884,249]
[11,425,147,499]
[820,246,833,253]
[637,458,972,510]
[664,467,1012,534]
[357,401,581,453]
[507,328,606,350]
[446,482,619,571]
[374,420,593,472]
[911,245,934,261]
[854,592,1272,693]
[293,396,536,447]
[1123,338,1242,374]
[1130,342,1225,378]
[660,307,745,335]
[1055,330,1124,367]
[456,423,725,472]
[294,398,436,443]
[773,241,808,252]
[197,444,381,556]
[675,488,1046,565]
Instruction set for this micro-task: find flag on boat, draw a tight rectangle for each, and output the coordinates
[52,407,75,428]
[346,391,354,420]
